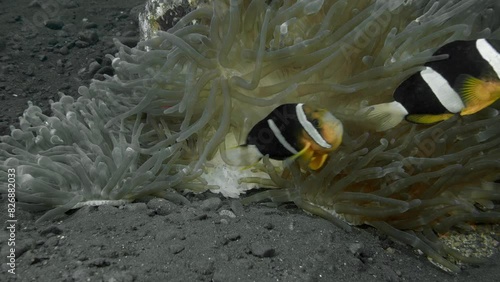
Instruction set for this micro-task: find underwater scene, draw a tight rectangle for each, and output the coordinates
[1,0,500,276]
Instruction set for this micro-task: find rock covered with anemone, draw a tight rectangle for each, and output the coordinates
[1,0,500,272]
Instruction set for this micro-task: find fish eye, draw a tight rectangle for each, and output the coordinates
[311,119,320,128]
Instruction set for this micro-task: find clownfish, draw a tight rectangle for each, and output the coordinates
[227,103,343,170]
[358,38,500,131]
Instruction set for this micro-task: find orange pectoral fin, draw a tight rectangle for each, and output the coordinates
[456,74,494,116]
[307,153,329,170]
[290,142,311,160]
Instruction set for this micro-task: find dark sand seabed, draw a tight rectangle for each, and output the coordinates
[0,0,498,281]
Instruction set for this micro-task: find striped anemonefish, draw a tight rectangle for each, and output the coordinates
[357,38,500,131]
[229,103,343,170]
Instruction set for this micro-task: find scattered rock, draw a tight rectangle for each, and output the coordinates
[219,209,236,218]
[147,198,177,216]
[87,258,111,267]
[230,200,244,216]
[78,30,99,44]
[117,36,139,48]
[38,54,48,61]
[39,225,63,236]
[58,46,69,55]
[15,238,36,258]
[23,64,35,76]
[169,243,185,254]
[45,19,65,30]
[263,222,274,230]
[225,232,241,243]
[83,22,98,29]
[43,236,60,248]
[200,197,221,212]
[56,59,65,74]
[348,242,363,255]
[250,241,276,258]
[193,213,208,221]
[75,40,90,48]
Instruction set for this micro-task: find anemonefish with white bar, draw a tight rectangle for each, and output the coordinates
[357,38,500,131]
[228,103,343,170]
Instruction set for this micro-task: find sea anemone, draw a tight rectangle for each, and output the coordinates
[1,0,499,272]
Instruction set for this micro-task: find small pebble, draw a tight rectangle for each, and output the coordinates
[87,258,111,267]
[43,236,59,248]
[45,19,65,30]
[59,46,69,55]
[219,209,236,218]
[78,30,99,44]
[169,243,185,254]
[263,222,274,230]
[348,243,363,255]
[230,200,244,216]
[15,239,36,258]
[117,37,139,47]
[147,198,177,216]
[225,232,241,242]
[74,40,90,48]
[83,22,98,29]
[250,242,276,258]
[200,197,221,212]
[39,225,63,236]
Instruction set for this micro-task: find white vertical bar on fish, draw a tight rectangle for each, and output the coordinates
[296,103,331,149]
[267,119,298,154]
[476,39,500,79]
[420,67,465,113]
